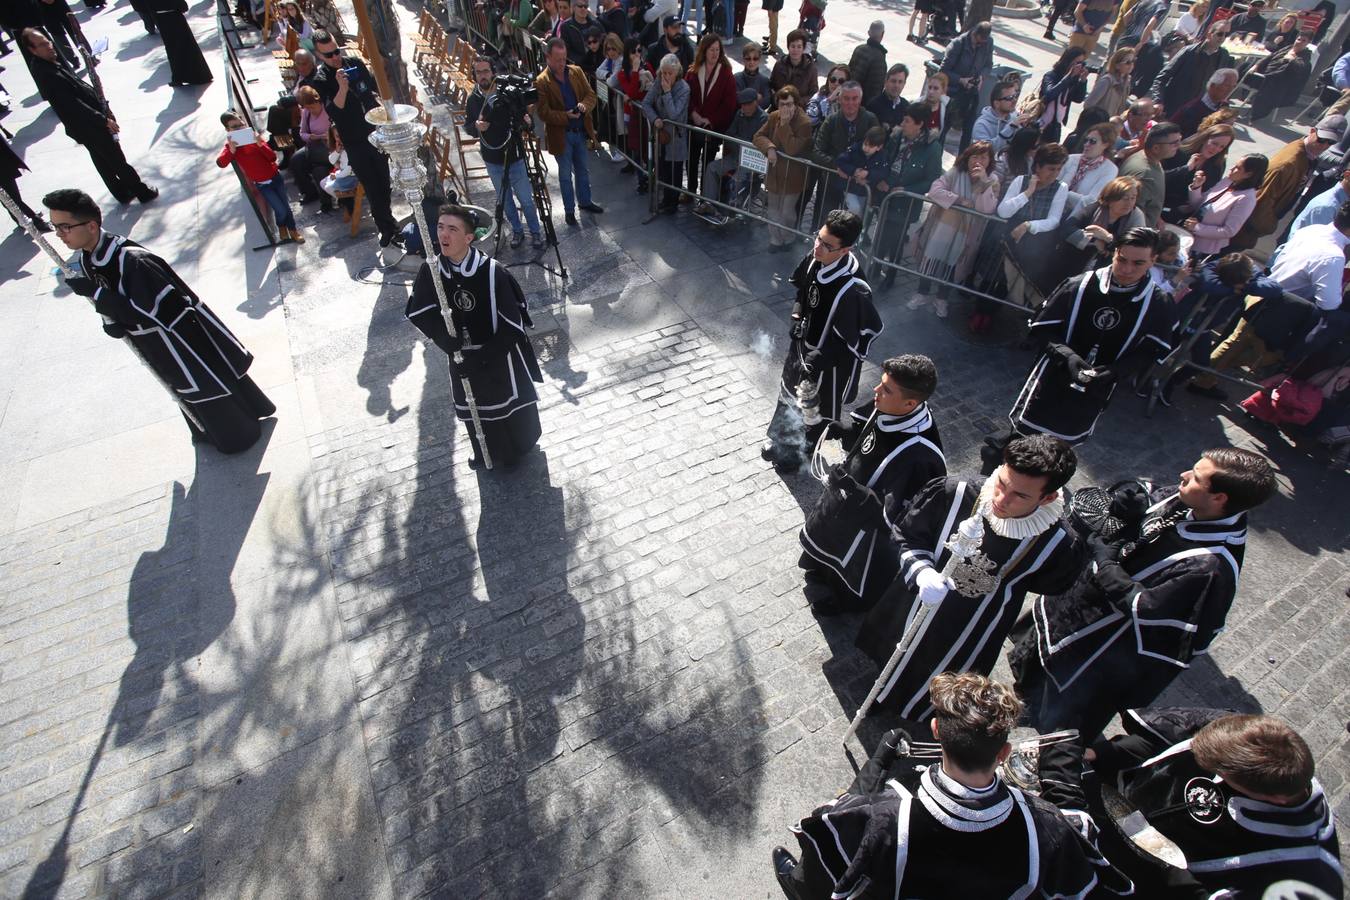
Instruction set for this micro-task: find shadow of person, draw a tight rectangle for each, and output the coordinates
[21,434,272,898]
[356,279,417,422]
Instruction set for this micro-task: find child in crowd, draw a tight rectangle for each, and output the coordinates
[320,126,358,219]
[216,111,304,243]
[835,126,889,216]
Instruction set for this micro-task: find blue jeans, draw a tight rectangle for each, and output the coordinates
[484,159,542,236]
[553,129,593,212]
[256,177,296,230]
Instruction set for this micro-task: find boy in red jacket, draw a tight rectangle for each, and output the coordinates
[216,111,305,243]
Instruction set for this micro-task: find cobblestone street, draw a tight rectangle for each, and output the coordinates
[0,0,1348,897]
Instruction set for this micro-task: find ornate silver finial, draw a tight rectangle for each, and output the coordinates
[941,514,1000,597]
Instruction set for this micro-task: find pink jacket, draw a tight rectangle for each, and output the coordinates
[1186,179,1257,255]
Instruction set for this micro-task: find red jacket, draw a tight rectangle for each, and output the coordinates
[685,61,737,132]
[216,140,280,182]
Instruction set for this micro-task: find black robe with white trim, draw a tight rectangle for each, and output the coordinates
[406,248,544,464]
[1090,707,1343,898]
[788,759,1131,899]
[780,251,883,424]
[799,402,946,602]
[81,232,274,453]
[1009,267,1175,445]
[1012,489,1247,737]
[857,475,1083,721]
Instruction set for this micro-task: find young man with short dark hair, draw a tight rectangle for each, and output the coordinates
[1013,447,1277,742]
[1049,708,1341,896]
[856,435,1083,722]
[762,210,881,473]
[797,354,945,614]
[773,673,1132,898]
[43,188,275,452]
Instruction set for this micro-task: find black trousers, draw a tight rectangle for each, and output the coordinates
[687,131,718,194]
[81,132,149,202]
[345,143,399,240]
[289,144,332,203]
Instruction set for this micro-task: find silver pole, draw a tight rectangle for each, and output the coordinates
[368,100,492,470]
[842,513,986,746]
[0,186,204,430]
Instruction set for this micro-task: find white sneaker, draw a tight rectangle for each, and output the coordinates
[907,293,931,310]
[934,297,949,318]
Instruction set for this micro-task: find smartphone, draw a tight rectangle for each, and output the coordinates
[228,127,256,145]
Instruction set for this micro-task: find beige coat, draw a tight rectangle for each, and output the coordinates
[752,107,813,195]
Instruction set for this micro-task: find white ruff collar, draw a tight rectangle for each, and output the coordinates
[976,473,1064,540]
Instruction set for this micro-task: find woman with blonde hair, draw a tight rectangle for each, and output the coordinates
[1174,0,1208,39]
[752,86,814,250]
[907,141,1000,317]
[1038,175,1144,293]
[1162,123,1234,224]
[1083,48,1136,118]
[1058,121,1120,209]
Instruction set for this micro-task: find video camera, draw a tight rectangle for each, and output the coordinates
[494,73,539,114]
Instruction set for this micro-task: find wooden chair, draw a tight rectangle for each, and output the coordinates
[334,183,365,237]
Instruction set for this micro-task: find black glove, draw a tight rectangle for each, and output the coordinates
[91,291,136,325]
[101,322,128,339]
[1109,482,1150,524]
[1086,532,1122,567]
[65,274,97,298]
[1048,343,1086,379]
[1082,366,1117,400]
[1091,559,1139,607]
[802,349,825,378]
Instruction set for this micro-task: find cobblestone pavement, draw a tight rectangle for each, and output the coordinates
[2,3,1349,899]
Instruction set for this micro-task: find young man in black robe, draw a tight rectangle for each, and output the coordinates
[983,227,1175,470]
[1040,707,1342,897]
[1011,447,1277,743]
[152,0,213,87]
[762,209,882,473]
[405,205,544,469]
[22,29,159,205]
[772,673,1133,899]
[311,30,401,247]
[857,435,1083,723]
[798,354,945,615]
[45,189,275,453]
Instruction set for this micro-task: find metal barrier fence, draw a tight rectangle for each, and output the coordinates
[216,1,282,248]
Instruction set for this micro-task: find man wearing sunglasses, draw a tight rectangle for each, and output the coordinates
[970,77,1027,154]
[43,188,275,453]
[311,30,402,247]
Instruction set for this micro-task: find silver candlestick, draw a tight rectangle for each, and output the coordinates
[842,512,986,747]
[367,100,491,470]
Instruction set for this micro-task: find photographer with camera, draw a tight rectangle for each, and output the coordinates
[312,30,402,247]
[465,58,545,250]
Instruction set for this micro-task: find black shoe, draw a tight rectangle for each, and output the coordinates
[1186,383,1228,401]
[773,847,803,900]
[565,212,579,227]
[578,202,605,214]
[1043,27,1055,39]
[468,455,485,470]
[136,186,159,203]
[531,233,546,250]
[760,441,777,461]
[510,232,525,248]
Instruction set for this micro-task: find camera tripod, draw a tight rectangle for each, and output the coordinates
[491,117,568,281]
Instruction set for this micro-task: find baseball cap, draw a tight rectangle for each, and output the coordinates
[1316,113,1347,142]
[737,87,759,104]
[663,14,681,27]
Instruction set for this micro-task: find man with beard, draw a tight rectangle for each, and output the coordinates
[983,227,1174,468]
[797,355,945,615]
[856,435,1083,723]
[1011,447,1276,742]
[45,189,274,452]
[761,210,882,473]
[405,205,544,469]
[22,29,159,205]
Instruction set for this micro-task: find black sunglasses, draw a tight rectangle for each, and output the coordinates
[319,48,341,58]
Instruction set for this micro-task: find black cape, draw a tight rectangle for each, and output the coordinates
[1090,708,1344,898]
[857,475,1082,721]
[799,402,945,600]
[154,0,212,85]
[1009,267,1174,444]
[789,753,1131,899]
[405,248,544,465]
[1013,487,1248,736]
[28,54,109,143]
[780,251,883,424]
[81,232,274,452]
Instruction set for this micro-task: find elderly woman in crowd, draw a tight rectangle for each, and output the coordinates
[643,53,691,214]
[1181,153,1267,258]
[1162,123,1234,224]
[997,141,1070,309]
[806,64,850,126]
[291,84,333,211]
[1083,48,1136,118]
[1037,175,1144,294]
[685,33,737,200]
[907,141,1000,318]
[1059,121,1120,210]
[753,85,814,251]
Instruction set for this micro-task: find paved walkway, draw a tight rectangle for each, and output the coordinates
[0,1,1346,897]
